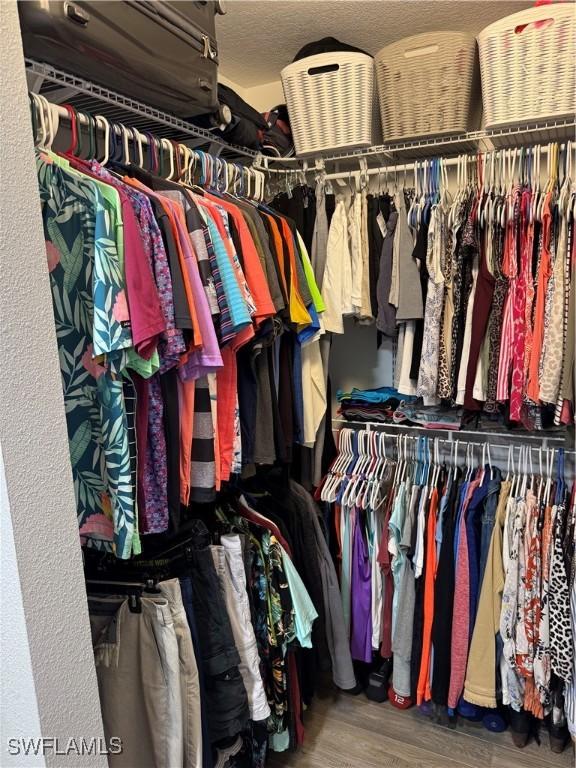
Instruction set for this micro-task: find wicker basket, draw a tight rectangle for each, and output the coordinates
[281,51,375,156]
[478,4,575,129]
[374,31,481,143]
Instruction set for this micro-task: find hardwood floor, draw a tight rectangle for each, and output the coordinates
[268,689,575,768]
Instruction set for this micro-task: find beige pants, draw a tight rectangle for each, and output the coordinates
[89,596,183,768]
[158,579,203,768]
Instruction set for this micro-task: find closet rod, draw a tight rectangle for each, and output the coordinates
[332,419,574,449]
[323,142,572,182]
[333,427,576,457]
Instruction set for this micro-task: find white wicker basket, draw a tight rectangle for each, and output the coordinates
[281,51,375,156]
[478,4,575,129]
[374,31,480,143]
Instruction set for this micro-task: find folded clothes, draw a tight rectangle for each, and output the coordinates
[337,406,396,423]
[337,389,462,430]
[337,387,417,405]
[393,404,463,430]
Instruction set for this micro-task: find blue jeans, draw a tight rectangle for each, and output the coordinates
[479,469,502,586]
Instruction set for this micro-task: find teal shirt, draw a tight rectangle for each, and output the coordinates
[280,545,318,649]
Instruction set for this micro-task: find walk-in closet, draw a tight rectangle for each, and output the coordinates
[1,1,575,767]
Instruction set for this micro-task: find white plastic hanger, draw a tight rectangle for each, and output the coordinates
[543,447,555,508]
[341,432,365,507]
[536,447,544,504]
[38,94,59,150]
[133,129,144,169]
[505,444,513,484]
[29,93,40,147]
[161,139,174,181]
[331,428,356,502]
[358,431,379,510]
[31,93,47,147]
[120,125,131,165]
[95,115,110,165]
[320,433,343,503]
[347,431,368,508]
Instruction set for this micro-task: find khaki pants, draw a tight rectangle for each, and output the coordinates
[158,579,203,768]
[89,596,183,768]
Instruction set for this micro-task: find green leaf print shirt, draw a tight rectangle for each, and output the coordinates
[38,157,135,559]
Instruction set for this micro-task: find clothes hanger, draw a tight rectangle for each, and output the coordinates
[120,124,132,166]
[356,430,375,507]
[29,94,40,147]
[479,152,491,228]
[82,112,95,161]
[480,443,487,487]
[324,428,353,503]
[181,147,195,186]
[392,434,402,487]
[320,456,337,503]
[39,96,56,152]
[134,129,145,169]
[250,167,260,201]
[401,434,410,484]
[543,447,554,507]
[94,115,110,165]
[60,103,80,156]
[432,437,441,491]
[510,445,519,498]
[357,432,375,510]
[347,433,365,509]
[359,431,379,510]
[368,433,387,511]
[407,162,418,231]
[44,95,59,151]
[341,431,364,508]
[520,445,528,498]
[528,445,535,494]
[160,138,174,180]
[536,447,544,505]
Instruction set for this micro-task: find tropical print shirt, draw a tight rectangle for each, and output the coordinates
[38,157,136,559]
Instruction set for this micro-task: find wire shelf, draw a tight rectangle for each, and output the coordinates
[26,59,575,173]
[331,418,575,452]
[25,58,261,162]
[270,118,576,170]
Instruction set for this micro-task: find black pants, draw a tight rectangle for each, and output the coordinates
[180,533,249,745]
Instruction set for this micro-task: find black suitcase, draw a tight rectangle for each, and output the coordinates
[18,1,224,119]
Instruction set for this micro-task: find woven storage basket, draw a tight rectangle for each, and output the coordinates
[478,4,575,129]
[281,51,375,156]
[374,31,480,142]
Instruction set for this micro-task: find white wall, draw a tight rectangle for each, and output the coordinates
[218,72,249,102]
[219,74,285,113]
[0,3,107,765]
[0,448,46,768]
[242,80,285,112]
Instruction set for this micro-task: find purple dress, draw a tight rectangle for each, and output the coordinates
[350,510,373,662]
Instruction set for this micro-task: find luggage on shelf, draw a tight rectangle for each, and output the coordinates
[18,0,224,119]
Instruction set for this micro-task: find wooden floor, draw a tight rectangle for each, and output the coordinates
[268,689,575,768]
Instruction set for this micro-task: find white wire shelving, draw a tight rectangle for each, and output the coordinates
[332,418,576,455]
[267,118,576,172]
[26,58,576,174]
[25,58,262,162]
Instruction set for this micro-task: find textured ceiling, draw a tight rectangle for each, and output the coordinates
[218,0,530,86]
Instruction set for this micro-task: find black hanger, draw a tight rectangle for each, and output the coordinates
[85,578,160,614]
